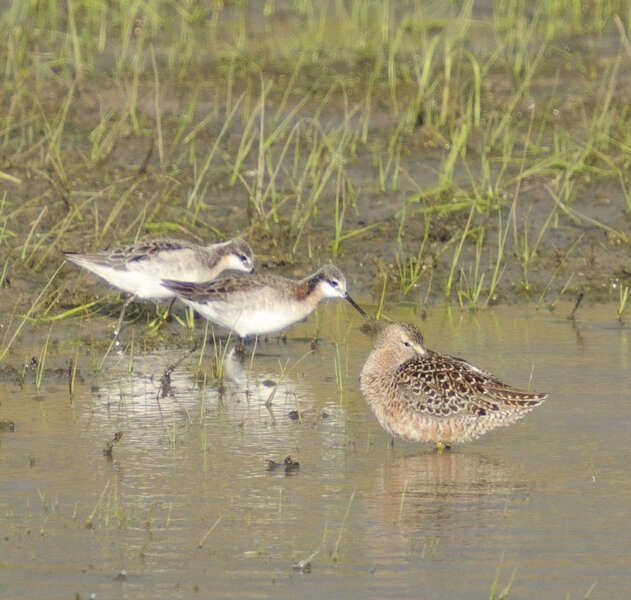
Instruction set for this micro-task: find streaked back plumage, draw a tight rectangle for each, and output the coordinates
[63,237,254,300]
[160,264,365,337]
[360,322,547,446]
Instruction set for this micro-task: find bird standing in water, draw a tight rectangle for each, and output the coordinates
[64,237,254,336]
[162,264,366,339]
[360,322,547,450]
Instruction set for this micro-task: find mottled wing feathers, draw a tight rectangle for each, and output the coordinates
[120,239,190,261]
[161,275,270,301]
[393,350,546,418]
[64,239,190,269]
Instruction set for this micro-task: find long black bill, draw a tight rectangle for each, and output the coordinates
[344,293,367,317]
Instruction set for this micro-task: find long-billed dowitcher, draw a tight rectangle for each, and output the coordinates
[161,264,366,338]
[64,237,254,334]
[360,322,547,449]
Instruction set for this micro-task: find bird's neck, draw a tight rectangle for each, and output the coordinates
[291,277,323,307]
[361,344,406,382]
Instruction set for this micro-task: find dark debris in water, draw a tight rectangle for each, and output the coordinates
[0,420,15,432]
[359,317,381,335]
[158,346,198,399]
[159,368,173,398]
[292,546,321,573]
[266,455,300,475]
[567,290,585,321]
[288,410,329,420]
[103,431,123,458]
[292,560,312,573]
[0,360,85,386]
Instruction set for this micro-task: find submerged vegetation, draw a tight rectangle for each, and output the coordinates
[1,0,631,343]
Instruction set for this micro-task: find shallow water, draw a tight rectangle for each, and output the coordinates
[1,303,630,598]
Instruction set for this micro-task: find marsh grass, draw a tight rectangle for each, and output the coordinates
[332,489,356,563]
[127,328,135,373]
[489,553,516,600]
[456,226,485,309]
[207,325,234,383]
[1,0,630,357]
[617,284,629,324]
[511,203,556,293]
[198,515,223,549]
[396,209,430,296]
[375,272,388,321]
[0,264,63,364]
[68,341,80,398]
[97,332,120,372]
[397,479,409,522]
[446,202,476,301]
[334,342,344,397]
[263,357,291,408]
[34,323,53,391]
[537,233,584,305]
[84,480,111,529]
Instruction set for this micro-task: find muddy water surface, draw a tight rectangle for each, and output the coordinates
[1,304,630,598]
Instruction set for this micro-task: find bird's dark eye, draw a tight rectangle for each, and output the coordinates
[239,254,248,262]
[403,341,412,347]
[328,279,339,287]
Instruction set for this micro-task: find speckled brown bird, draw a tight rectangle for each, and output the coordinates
[360,322,547,449]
